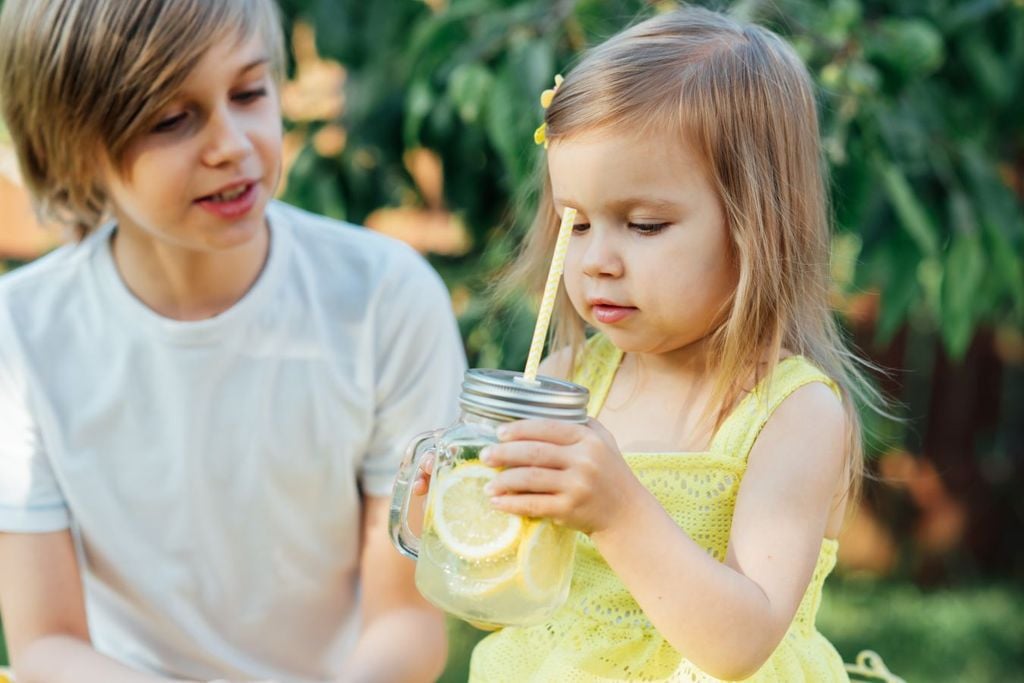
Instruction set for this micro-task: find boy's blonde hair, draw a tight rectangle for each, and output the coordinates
[508,6,886,496]
[0,0,285,238]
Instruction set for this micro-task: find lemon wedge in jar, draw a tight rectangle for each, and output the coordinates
[517,519,570,598]
[431,463,523,561]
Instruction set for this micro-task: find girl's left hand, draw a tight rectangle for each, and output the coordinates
[480,418,646,535]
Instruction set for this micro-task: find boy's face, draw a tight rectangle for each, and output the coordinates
[101,32,282,253]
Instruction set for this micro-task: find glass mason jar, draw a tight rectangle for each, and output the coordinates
[389,368,589,627]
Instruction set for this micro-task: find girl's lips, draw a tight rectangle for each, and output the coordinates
[194,182,259,219]
[592,304,637,324]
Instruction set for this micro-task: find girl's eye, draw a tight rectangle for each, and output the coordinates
[572,223,590,233]
[628,222,669,235]
[233,87,268,103]
[152,112,187,133]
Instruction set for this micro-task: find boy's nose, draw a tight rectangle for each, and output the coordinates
[580,227,624,278]
[201,109,254,167]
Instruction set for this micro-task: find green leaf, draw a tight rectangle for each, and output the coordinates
[875,244,921,346]
[448,63,494,124]
[962,36,1013,105]
[864,18,945,77]
[940,232,986,358]
[875,159,942,258]
[917,256,944,324]
[404,79,434,148]
[960,145,1024,320]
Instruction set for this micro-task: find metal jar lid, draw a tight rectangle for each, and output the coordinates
[458,369,590,423]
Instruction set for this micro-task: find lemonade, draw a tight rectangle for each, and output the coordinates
[415,458,577,626]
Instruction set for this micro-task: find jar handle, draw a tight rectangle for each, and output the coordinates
[388,429,440,560]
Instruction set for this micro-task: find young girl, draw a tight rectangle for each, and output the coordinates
[0,1,464,681]
[467,7,898,682]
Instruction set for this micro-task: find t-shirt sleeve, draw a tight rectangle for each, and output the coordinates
[0,332,70,532]
[360,252,467,497]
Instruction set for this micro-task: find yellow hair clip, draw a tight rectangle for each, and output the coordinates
[534,74,563,148]
[540,74,563,109]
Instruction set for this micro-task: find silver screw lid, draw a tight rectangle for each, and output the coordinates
[459,369,590,423]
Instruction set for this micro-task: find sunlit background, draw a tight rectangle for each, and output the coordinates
[1,0,1022,680]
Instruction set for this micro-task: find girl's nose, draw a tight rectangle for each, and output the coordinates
[201,107,254,167]
[580,226,625,278]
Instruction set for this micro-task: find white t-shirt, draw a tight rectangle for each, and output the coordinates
[0,201,466,681]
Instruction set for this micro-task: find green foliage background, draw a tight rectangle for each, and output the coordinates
[275,0,1023,366]
[275,0,1024,570]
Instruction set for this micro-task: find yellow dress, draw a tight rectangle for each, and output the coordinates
[470,335,850,682]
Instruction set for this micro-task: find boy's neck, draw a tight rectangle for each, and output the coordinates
[110,218,271,322]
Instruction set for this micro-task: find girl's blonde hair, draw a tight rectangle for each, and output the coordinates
[506,6,887,497]
[0,0,285,239]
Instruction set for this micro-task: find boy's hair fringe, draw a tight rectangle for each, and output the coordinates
[0,0,285,239]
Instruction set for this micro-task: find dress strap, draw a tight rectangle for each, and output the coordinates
[708,356,841,461]
[570,334,624,418]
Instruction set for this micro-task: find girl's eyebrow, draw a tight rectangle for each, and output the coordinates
[553,197,680,212]
[237,56,270,75]
[605,197,679,212]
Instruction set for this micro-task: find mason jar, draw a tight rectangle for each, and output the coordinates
[389,369,589,627]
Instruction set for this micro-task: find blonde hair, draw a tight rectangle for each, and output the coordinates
[0,0,285,238]
[505,6,888,497]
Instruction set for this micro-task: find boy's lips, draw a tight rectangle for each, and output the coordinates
[589,298,638,324]
[194,180,260,219]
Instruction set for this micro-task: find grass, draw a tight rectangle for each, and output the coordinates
[817,578,1024,682]
[3,580,1021,681]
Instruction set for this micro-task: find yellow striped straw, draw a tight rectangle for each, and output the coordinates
[523,206,577,382]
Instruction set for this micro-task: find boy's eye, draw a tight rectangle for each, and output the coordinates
[628,222,669,235]
[233,87,268,103]
[572,223,590,233]
[152,112,187,133]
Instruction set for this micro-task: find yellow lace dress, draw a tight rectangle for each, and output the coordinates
[469,335,850,682]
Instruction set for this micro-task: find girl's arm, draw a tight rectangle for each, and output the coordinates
[485,381,847,681]
[0,531,196,683]
[343,495,448,683]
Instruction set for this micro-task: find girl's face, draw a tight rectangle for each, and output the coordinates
[549,128,738,357]
[100,31,282,253]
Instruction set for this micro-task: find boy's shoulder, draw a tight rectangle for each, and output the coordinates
[269,200,442,291]
[0,231,105,362]
[0,228,103,307]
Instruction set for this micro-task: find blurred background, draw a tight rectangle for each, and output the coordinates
[1,0,1022,680]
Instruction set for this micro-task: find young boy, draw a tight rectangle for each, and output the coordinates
[0,1,465,682]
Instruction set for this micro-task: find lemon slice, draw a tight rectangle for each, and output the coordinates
[432,463,523,561]
[517,520,570,598]
[447,555,520,598]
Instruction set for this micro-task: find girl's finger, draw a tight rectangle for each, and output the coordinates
[419,451,436,475]
[412,474,429,496]
[490,492,564,519]
[487,466,565,496]
[481,440,568,469]
[497,418,584,445]
[412,452,436,496]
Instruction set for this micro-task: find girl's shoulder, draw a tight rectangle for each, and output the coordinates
[711,354,845,460]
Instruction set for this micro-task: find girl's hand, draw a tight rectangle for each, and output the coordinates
[411,450,436,497]
[480,418,646,535]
